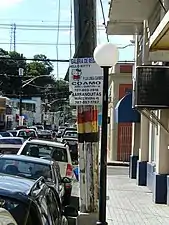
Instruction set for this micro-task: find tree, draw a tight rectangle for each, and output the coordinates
[0,49,26,75]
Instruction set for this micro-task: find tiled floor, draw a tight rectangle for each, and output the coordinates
[107,168,169,225]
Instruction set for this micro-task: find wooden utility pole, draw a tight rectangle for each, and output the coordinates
[73,0,99,213]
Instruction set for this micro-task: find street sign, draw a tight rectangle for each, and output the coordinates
[69,57,103,106]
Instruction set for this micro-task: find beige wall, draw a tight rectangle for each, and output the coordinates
[108,73,132,161]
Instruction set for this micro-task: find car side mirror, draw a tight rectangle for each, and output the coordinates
[61,176,71,184]
[64,205,78,217]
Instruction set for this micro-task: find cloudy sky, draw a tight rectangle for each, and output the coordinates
[0,0,134,78]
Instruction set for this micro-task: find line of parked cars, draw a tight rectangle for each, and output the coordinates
[0,124,78,225]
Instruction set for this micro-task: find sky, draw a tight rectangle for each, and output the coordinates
[0,0,134,79]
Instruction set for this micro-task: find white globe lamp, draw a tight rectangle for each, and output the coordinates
[93,43,119,67]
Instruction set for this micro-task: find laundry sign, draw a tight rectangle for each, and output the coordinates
[69,57,103,106]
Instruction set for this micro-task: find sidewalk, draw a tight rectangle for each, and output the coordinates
[107,167,169,225]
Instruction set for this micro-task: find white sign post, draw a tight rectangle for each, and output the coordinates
[69,58,103,106]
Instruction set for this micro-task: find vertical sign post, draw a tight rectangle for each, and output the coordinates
[69,57,103,212]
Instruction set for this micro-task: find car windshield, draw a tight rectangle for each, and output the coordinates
[0,138,23,144]
[64,131,78,138]
[0,132,11,137]
[9,131,17,137]
[18,131,36,138]
[0,196,29,225]
[0,158,52,181]
[22,143,68,162]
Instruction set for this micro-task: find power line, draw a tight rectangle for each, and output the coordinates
[99,0,109,42]
[0,42,75,46]
[69,0,73,59]
[0,23,105,29]
[56,0,61,79]
[0,57,69,62]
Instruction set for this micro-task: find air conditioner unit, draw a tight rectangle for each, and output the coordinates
[134,65,169,109]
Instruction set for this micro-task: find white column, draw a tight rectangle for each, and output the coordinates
[131,123,140,155]
[148,122,153,162]
[139,115,149,161]
[156,109,169,174]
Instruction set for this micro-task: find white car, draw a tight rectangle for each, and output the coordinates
[0,207,18,224]
[17,139,73,179]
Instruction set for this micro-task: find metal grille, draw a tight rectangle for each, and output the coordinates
[135,66,169,108]
[117,123,132,162]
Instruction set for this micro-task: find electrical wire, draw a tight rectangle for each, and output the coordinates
[99,0,109,42]
[56,0,61,79]
[0,42,75,46]
[69,0,73,59]
[158,0,167,13]
[0,23,104,29]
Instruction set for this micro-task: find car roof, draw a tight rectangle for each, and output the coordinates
[0,137,23,139]
[0,174,34,201]
[27,139,66,148]
[0,154,53,165]
[18,129,35,132]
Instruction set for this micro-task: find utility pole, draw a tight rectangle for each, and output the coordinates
[73,0,99,214]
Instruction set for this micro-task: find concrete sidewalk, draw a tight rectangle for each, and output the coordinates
[107,167,169,224]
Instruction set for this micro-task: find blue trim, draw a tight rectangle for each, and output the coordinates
[115,93,140,123]
[98,114,102,126]
[147,162,156,192]
[153,173,167,204]
[129,155,138,179]
[137,161,147,186]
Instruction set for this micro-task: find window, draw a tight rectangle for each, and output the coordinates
[0,138,22,145]
[64,131,78,138]
[22,144,68,162]
[0,158,52,181]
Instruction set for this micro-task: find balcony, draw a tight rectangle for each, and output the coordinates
[107,0,157,35]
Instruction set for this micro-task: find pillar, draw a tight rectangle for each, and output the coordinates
[147,119,156,191]
[129,123,140,178]
[137,20,150,186]
[153,110,169,204]
[129,33,140,179]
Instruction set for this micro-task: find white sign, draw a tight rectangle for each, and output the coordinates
[69,58,103,106]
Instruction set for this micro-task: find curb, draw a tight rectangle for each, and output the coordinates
[107,161,129,167]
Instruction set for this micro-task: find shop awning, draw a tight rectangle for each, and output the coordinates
[115,93,140,123]
[150,10,169,50]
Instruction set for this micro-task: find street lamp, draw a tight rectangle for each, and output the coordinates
[94,43,119,225]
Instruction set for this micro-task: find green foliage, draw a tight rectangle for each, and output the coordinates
[0,48,69,107]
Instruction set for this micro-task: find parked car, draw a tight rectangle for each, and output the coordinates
[0,131,13,137]
[0,174,77,224]
[0,137,24,154]
[0,154,71,205]
[0,208,18,225]
[18,139,73,201]
[61,131,78,163]
[57,126,66,138]
[14,125,28,130]
[29,126,38,132]
[35,124,44,130]
[61,127,77,137]
[17,129,38,140]
[7,130,18,137]
[37,130,53,140]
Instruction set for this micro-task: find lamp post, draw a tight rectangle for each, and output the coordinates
[94,43,119,225]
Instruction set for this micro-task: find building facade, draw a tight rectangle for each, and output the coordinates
[108,63,137,161]
[107,0,169,205]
